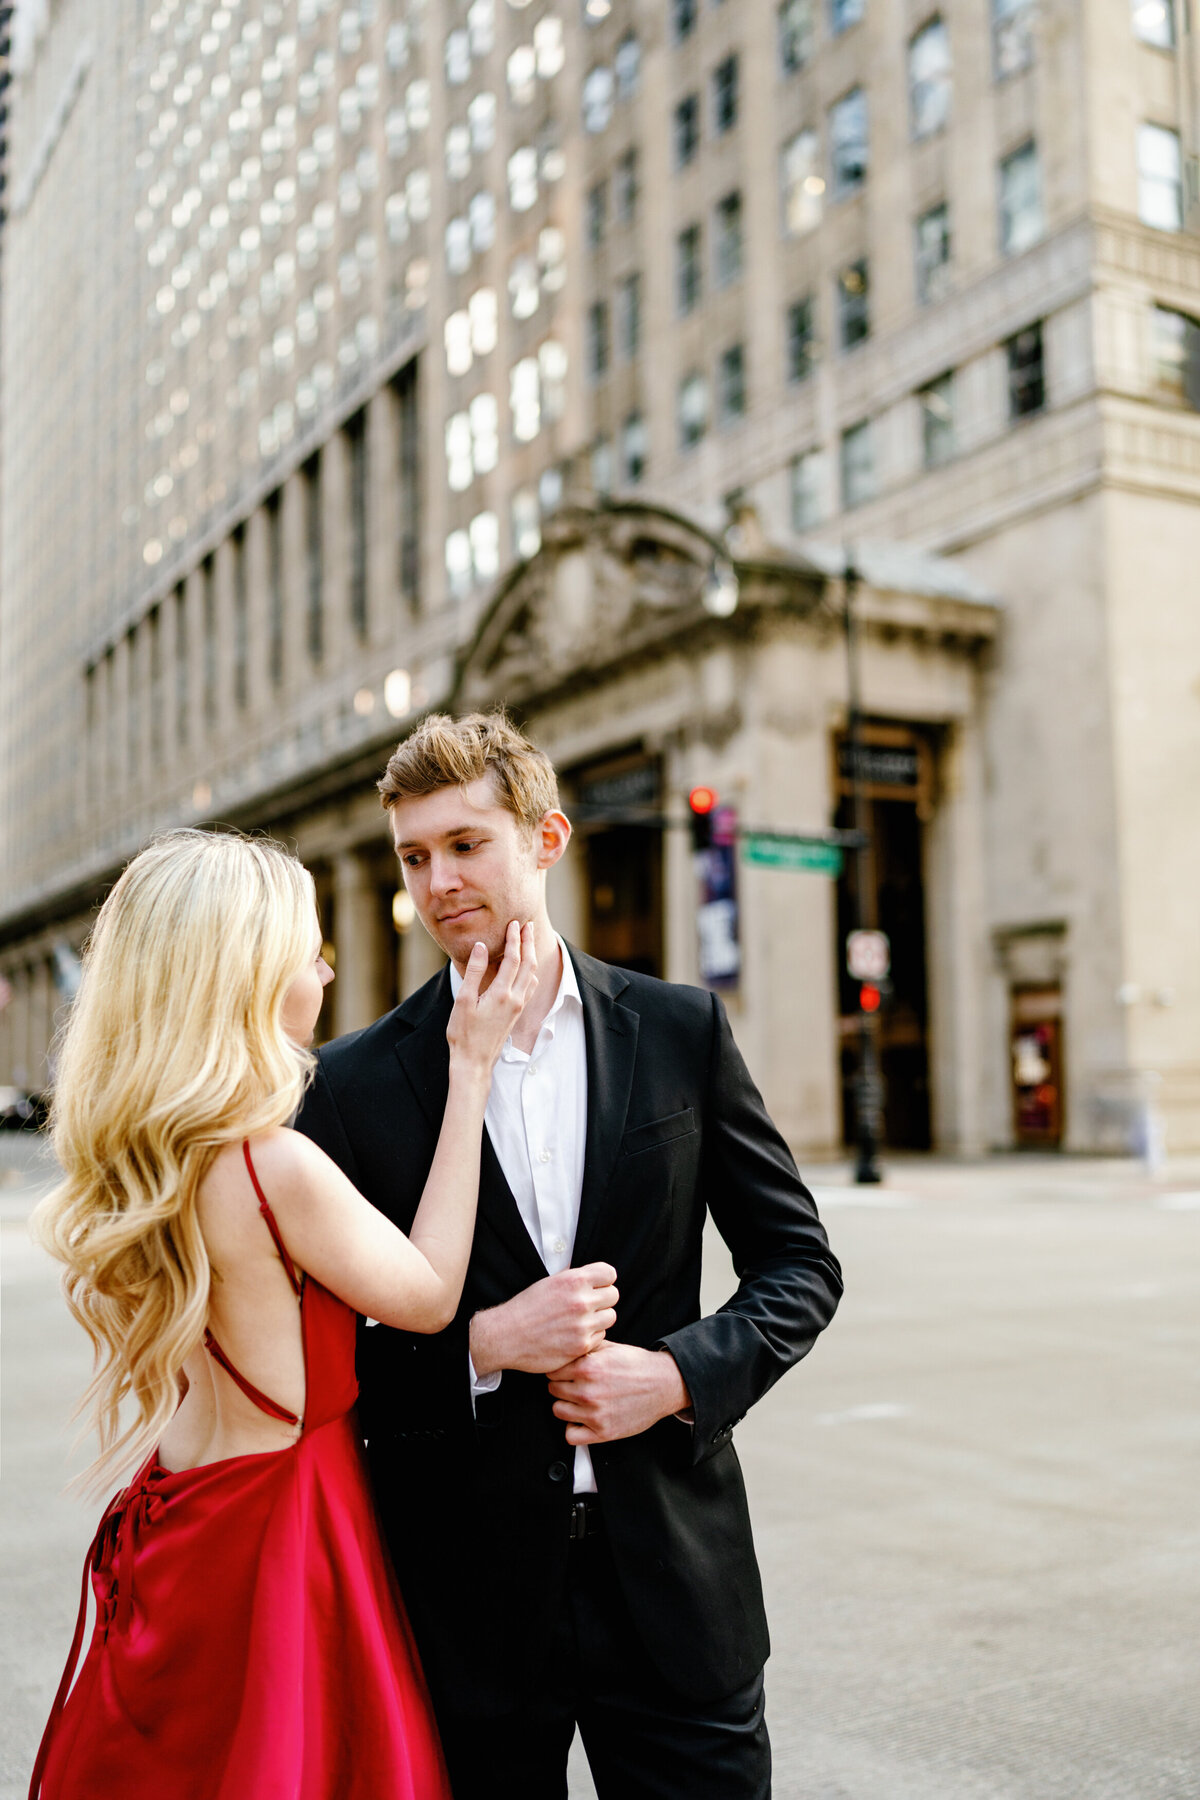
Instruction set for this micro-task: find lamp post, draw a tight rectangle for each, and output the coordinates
[843,554,884,1184]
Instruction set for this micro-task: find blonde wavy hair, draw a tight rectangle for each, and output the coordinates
[32,829,317,1493]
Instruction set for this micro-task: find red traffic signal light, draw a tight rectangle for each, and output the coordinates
[859,982,882,1014]
[688,785,719,852]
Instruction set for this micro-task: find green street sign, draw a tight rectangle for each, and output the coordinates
[742,835,843,876]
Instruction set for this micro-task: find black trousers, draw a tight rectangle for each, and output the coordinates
[435,1522,771,1800]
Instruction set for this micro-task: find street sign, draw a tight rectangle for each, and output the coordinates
[742,835,843,875]
[847,929,891,981]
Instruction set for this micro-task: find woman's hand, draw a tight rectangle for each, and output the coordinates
[446,921,537,1080]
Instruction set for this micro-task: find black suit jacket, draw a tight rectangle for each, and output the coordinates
[294,947,842,1713]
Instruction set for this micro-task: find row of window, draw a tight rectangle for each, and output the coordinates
[107,375,418,775]
[790,322,1047,525]
[776,0,1174,83]
[787,300,1200,526]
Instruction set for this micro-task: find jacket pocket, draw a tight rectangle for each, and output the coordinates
[620,1107,697,1157]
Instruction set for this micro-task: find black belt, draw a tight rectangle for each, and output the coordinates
[568,1496,603,1541]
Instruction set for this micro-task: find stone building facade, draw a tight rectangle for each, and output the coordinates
[2,0,1199,1156]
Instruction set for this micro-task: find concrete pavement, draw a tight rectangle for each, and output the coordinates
[2,1134,1198,1798]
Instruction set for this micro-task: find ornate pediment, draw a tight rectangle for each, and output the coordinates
[455,502,731,709]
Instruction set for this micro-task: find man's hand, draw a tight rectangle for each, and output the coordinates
[547,1342,691,1445]
[469,1264,619,1377]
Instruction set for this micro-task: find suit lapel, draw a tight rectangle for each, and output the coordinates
[392,968,547,1284]
[571,947,639,1265]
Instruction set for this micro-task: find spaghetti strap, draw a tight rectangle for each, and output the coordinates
[203,1329,301,1426]
[242,1138,303,1296]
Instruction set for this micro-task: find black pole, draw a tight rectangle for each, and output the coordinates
[843,555,883,1184]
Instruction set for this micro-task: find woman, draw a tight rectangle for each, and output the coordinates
[28,828,536,1799]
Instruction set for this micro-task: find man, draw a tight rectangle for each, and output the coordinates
[295,712,842,1800]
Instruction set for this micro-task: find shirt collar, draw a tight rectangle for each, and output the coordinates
[449,934,580,1043]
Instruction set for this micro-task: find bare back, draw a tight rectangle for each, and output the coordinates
[158,1135,306,1472]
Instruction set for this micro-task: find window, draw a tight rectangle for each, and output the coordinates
[1132,0,1174,45]
[915,203,951,303]
[673,0,697,39]
[622,412,648,482]
[591,436,614,494]
[909,19,951,139]
[714,191,743,287]
[583,65,614,134]
[587,180,607,247]
[614,149,639,224]
[675,93,700,168]
[1006,322,1045,418]
[508,146,538,210]
[992,0,1034,78]
[779,0,816,72]
[830,0,864,35]
[790,448,824,529]
[346,410,368,638]
[712,56,739,135]
[617,272,641,359]
[539,340,569,420]
[836,259,869,349]
[678,371,709,448]
[469,512,500,581]
[303,454,322,662]
[587,299,610,380]
[830,88,868,197]
[677,223,702,314]
[719,343,746,420]
[840,420,874,508]
[615,33,640,99]
[999,141,1043,255]
[1151,306,1200,406]
[511,488,541,560]
[510,357,540,441]
[918,372,955,468]
[787,296,816,381]
[781,130,823,235]
[267,491,284,687]
[1138,124,1183,231]
[445,216,472,273]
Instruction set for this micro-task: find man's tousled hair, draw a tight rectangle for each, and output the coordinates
[378,710,559,833]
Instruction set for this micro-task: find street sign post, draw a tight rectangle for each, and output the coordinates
[742,834,843,875]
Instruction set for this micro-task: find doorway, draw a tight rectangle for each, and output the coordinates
[1010,985,1064,1147]
[573,754,665,980]
[834,725,933,1151]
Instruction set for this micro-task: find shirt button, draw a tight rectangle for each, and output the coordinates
[526,1063,536,1077]
[538,1148,552,1163]
[552,1237,567,1255]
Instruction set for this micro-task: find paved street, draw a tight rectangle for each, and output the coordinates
[3,1133,1198,1799]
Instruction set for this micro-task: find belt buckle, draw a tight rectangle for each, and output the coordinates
[569,1499,589,1541]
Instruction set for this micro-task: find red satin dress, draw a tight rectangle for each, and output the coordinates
[30,1142,452,1800]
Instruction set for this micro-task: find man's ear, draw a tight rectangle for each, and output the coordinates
[536,809,572,871]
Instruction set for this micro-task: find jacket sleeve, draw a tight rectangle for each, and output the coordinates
[658,991,843,1468]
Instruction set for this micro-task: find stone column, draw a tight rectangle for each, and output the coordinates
[322,430,349,670]
[332,849,388,1037]
[367,387,398,648]
[400,917,448,1000]
[926,708,989,1156]
[29,956,53,1092]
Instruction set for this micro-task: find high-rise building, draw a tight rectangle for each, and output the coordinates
[3,0,1200,1158]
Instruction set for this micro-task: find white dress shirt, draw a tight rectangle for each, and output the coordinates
[451,936,596,1493]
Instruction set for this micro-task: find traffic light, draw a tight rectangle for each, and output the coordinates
[858,982,882,1014]
[688,785,718,852]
